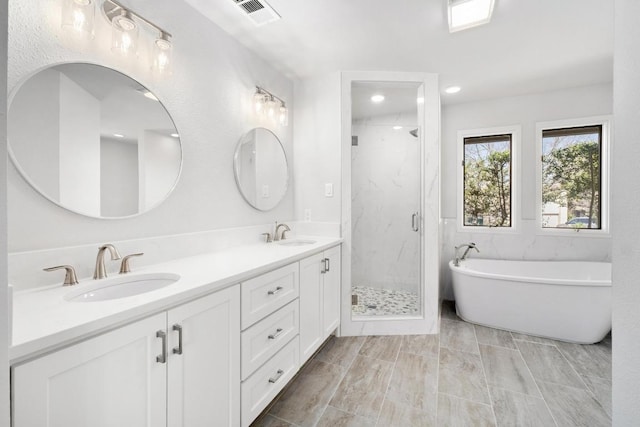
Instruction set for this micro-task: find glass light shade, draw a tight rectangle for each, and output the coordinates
[278,105,288,126]
[152,33,173,75]
[254,92,266,114]
[266,97,277,119]
[61,0,95,36]
[111,12,138,57]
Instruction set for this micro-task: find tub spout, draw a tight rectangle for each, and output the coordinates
[454,243,479,266]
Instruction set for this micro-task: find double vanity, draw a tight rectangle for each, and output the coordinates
[10,236,341,427]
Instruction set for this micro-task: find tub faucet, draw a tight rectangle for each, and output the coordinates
[94,244,122,279]
[274,222,291,241]
[454,243,479,266]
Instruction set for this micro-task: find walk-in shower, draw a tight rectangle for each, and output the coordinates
[349,81,422,317]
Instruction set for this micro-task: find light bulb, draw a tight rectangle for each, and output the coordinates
[152,32,173,75]
[266,97,277,119]
[254,91,266,114]
[61,0,95,37]
[111,11,138,57]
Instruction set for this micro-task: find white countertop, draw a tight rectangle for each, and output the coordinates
[10,236,342,363]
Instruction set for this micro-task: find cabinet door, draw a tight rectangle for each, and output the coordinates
[322,245,341,337]
[167,285,240,427]
[299,253,324,362]
[12,313,167,427]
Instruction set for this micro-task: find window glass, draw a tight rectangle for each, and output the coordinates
[463,134,512,227]
[541,126,601,229]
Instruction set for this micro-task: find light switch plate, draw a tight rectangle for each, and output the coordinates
[325,183,333,197]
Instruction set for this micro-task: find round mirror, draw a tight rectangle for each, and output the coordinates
[234,128,288,211]
[8,63,182,218]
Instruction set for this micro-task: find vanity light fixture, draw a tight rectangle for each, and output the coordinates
[253,86,289,127]
[61,0,96,36]
[371,94,385,103]
[445,85,462,94]
[100,0,174,74]
[448,0,495,33]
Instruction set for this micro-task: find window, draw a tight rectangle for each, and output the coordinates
[537,117,610,233]
[460,132,514,228]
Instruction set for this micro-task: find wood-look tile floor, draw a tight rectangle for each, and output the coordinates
[251,301,611,427]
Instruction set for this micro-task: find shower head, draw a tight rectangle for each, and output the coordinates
[409,128,419,138]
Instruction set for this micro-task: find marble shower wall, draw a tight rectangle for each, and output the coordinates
[351,122,421,293]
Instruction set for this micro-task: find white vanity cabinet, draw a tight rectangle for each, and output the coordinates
[299,245,341,361]
[12,285,240,427]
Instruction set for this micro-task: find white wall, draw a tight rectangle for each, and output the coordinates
[7,0,294,252]
[440,84,613,299]
[612,0,640,423]
[101,138,138,217]
[0,0,10,422]
[58,72,100,216]
[139,131,181,212]
[293,73,342,223]
[8,69,60,199]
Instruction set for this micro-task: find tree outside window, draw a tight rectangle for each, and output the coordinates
[463,134,512,227]
[541,126,601,229]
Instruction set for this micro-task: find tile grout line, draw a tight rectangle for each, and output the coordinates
[512,337,560,427]
[474,325,499,427]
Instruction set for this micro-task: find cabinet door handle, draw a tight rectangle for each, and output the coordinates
[268,328,284,340]
[320,259,326,274]
[268,286,283,295]
[268,369,285,383]
[325,258,330,272]
[172,324,183,355]
[156,330,167,364]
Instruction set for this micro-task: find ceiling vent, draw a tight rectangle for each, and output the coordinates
[233,0,281,26]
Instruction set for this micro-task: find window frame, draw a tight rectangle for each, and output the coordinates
[535,116,611,237]
[457,125,521,233]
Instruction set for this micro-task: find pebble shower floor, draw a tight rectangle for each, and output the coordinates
[351,285,419,316]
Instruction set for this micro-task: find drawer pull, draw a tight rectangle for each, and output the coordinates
[267,286,284,295]
[268,369,285,384]
[268,328,284,340]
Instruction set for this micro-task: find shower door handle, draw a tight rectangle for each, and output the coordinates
[412,212,420,232]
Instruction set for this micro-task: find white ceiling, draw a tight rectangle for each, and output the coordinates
[183,0,614,105]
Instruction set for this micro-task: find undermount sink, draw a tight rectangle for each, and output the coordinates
[65,272,180,302]
[276,239,317,247]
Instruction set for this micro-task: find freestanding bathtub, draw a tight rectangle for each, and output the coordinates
[449,259,611,344]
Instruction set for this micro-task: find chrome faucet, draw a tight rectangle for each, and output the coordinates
[454,242,479,266]
[274,222,291,241]
[94,244,122,279]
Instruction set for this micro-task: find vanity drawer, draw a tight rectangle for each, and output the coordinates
[241,263,299,329]
[241,299,299,380]
[241,336,299,427]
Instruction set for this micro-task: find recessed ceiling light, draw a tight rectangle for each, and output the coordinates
[448,0,495,33]
[445,86,462,94]
[393,126,403,130]
[113,133,125,138]
[171,133,179,138]
[371,94,385,103]
[416,97,425,104]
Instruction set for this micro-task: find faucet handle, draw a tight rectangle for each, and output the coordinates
[119,253,144,274]
[44,265,79,286]
[261,232,273,243]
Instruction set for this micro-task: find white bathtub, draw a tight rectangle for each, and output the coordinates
[449,259,611,344]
